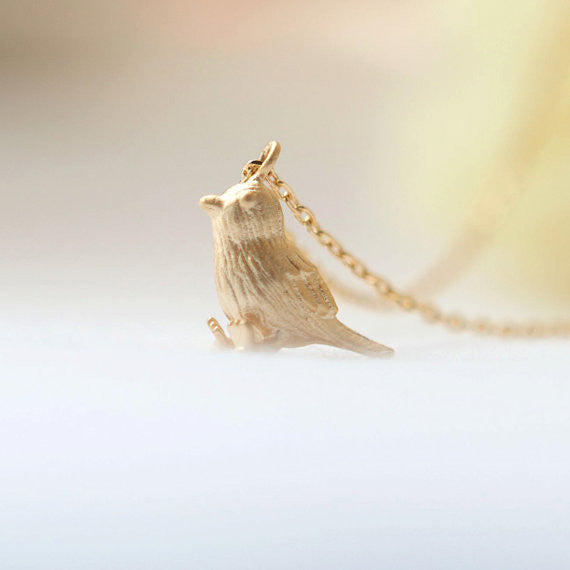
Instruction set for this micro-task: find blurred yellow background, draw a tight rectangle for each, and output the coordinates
[2,0,568,329]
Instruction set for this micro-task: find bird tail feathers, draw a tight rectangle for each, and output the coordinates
[320,319,394,357]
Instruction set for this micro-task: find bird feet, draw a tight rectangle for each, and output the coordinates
[207,317,279,352]
[207,317,233,349]
[207,317,261,351]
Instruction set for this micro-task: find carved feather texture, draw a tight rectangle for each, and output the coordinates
[200,177,393,357]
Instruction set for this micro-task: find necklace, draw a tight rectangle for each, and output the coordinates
[199,142,569,356]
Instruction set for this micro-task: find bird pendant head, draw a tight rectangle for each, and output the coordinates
[199,180,285,241]
[199,141,285,241]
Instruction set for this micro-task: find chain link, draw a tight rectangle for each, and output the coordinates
[265,171,569,338]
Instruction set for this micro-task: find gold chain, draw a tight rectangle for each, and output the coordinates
[264,171,569,339]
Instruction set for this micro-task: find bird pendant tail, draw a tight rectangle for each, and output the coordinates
[321,318,394,357]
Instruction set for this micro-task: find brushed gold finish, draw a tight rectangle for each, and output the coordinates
[199,142,394,357]
[200,141,568,352]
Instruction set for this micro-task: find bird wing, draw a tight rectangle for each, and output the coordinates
[281,248,338,319]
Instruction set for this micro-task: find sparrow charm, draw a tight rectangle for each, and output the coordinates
[199,142,394,357]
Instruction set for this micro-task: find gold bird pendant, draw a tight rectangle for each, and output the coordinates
[199,142,394,357]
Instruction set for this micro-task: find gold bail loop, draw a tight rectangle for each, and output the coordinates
[241,141,281,183]
[241,160,263,182]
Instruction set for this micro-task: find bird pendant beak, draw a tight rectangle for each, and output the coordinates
[199,195,223,215]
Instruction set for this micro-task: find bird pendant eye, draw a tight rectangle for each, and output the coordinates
[239,190,259,209]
